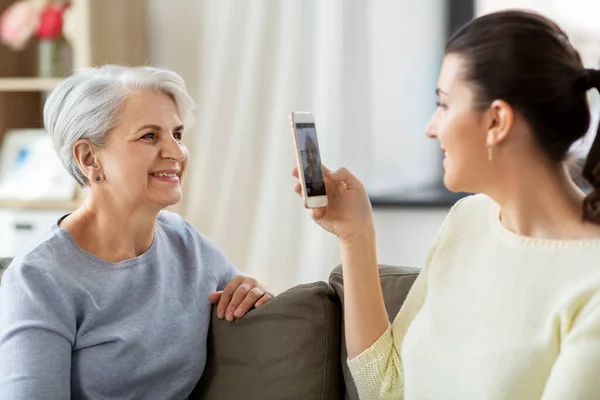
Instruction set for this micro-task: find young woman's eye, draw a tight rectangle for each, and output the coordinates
[436,101,447,109]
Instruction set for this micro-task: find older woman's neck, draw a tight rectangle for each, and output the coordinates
[61,196,159,262]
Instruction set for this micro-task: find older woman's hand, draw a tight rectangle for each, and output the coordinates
[208,276,274,322]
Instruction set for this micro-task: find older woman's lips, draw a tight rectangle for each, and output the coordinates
[150,170,180,183]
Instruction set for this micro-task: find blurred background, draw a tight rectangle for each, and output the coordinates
[0,0,598,292]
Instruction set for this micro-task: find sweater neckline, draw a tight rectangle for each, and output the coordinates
[488,201,600,249]
[53,221,159,270]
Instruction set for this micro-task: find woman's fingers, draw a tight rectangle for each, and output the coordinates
[326,167,363,191]
[254,292,275,308]
[225,283,253,321]
[217,276,243,319]
[233,286,266,318]
[293,164,362,198]
[326,167,350,182]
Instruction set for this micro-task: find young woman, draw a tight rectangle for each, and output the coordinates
[294,10,600,399]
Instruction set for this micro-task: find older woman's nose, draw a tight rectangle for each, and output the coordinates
[161,137,186,161]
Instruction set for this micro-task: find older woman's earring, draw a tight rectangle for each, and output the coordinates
[487,147,493,162]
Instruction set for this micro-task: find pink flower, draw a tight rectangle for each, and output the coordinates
[36,5,63,39]
[0,0,41,50]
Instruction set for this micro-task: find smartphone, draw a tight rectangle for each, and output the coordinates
[290,112,328,208]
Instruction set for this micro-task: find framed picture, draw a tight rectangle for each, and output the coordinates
[0,129,78,201]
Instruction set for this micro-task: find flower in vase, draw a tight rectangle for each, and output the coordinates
[36,4,64,39]
[0,0,41,50]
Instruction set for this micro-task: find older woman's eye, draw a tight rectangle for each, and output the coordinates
[173,131,183,141]
[141,132,157,140]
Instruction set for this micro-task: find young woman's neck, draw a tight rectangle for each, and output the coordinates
[486,158,593,240]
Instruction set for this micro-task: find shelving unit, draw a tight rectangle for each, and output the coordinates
[0,197,82,211]
[0,0,148,213]
[0,0,148,261]
[0,78,63,91]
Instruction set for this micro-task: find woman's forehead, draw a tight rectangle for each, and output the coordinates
[438,54,467,94]
[117,90,181,125]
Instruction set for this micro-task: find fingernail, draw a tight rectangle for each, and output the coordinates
[218,310,224,319]
[234,309,242,318]
[226,312,234,321]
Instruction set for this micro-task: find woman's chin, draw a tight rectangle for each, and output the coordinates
[443,172,463,193]
[152,191,182,209]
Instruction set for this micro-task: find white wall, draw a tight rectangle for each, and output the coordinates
[347,0,446,196]
[147,0,202,93]
[348,0,449,268]
[373,207,448,268]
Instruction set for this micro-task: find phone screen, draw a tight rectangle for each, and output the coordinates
[295,122,326,197]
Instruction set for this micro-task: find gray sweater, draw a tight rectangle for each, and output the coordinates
[0,211,239,399]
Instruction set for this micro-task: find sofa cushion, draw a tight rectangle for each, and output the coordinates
[329,265,420,400]
[192,281,345,400]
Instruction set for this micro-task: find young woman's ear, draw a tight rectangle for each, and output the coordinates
[485,100,514,147]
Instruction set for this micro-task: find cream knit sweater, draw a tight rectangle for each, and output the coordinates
[348,194,600,400]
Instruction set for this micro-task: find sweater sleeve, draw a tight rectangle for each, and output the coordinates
[540,293,600,400]
[346,264,429,400]
[196,232,242,291]
[346,196,468,400]
[0,264,74,399]
[179,216,242,291]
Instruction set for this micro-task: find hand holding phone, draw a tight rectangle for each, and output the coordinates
[290,112,328,208]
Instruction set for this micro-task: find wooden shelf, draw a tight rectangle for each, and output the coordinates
[0,78,63,92]
[0,198,80,211]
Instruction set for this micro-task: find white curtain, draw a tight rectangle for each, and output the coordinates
[169,1,370,293]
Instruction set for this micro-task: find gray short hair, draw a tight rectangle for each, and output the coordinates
[43,65,196,187]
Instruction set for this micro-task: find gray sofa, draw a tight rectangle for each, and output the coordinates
[192,265,419,400]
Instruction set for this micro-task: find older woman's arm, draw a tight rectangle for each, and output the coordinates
[196,230,274,321]
[0,264,73,399]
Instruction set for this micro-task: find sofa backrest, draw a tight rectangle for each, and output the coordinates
[193,265,420,400]
[192,281,345,399]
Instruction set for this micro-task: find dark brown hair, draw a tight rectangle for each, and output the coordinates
[446,10,600,224]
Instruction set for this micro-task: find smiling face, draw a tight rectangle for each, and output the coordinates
[426,54,491,193]
[95,89,188,209]
[306,148,318,165]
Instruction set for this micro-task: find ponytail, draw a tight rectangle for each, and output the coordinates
[582,69,600,224]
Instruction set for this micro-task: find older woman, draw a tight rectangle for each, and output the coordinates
[0,65,272,399]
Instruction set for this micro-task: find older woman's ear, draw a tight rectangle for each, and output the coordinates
[73,139,102,184]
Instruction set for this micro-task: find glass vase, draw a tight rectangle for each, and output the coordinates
[38,38,69,78]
